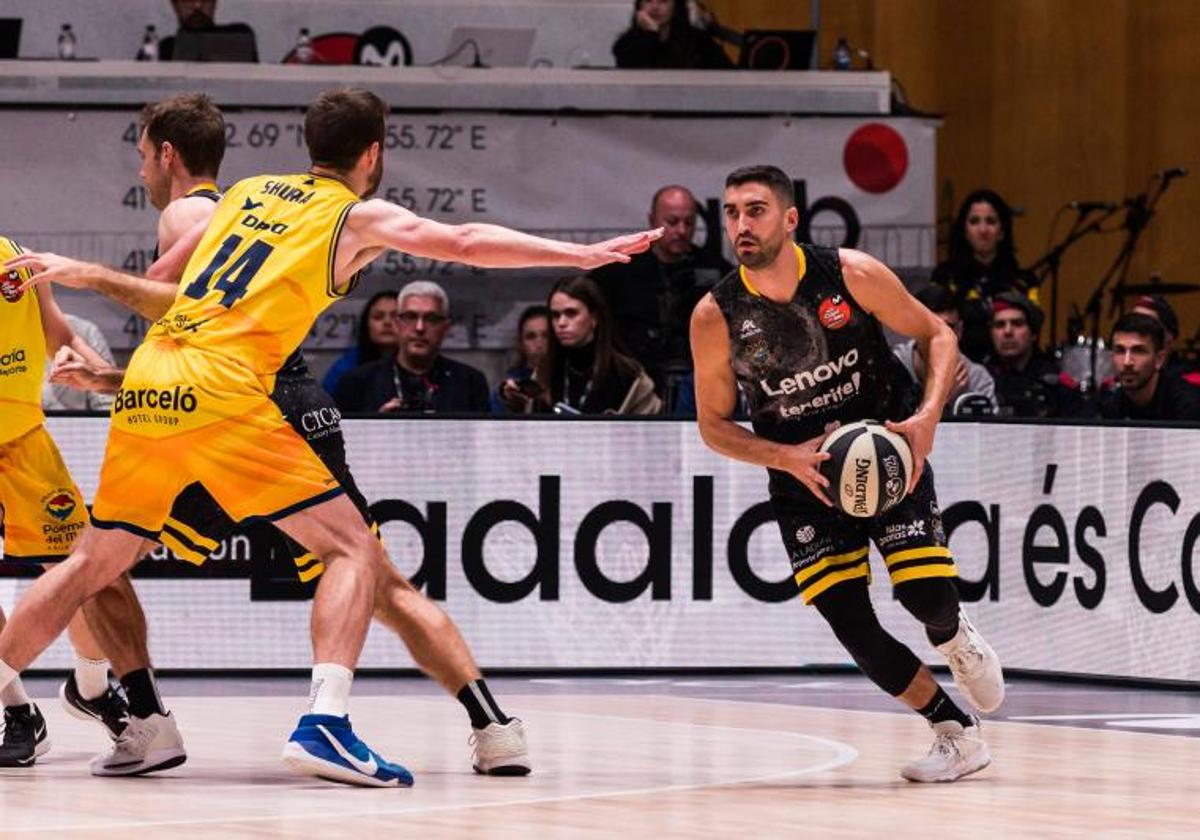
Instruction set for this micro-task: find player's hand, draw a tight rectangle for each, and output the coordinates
[778,436,833,507]
[6,251,94,291]
[49,346,118,393]
[379,397,404,413]
[576,228,664,270]
[886,409,938,494]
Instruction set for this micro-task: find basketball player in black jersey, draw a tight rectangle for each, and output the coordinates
[20,93,529,778]
[691,165,1004,782]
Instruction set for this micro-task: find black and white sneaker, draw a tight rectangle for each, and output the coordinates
[0,704,51,767]
[60,673,129,740]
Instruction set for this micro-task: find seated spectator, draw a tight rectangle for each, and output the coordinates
[985,292,1079,418]
[1098,312,1200,422]
[493,304,551,415]
[932,189,1039,362]
[159,0,258,62]
[612,0,734,69]
[42,315,114,411]
[321,290,400,396]
[892,286,997,417]
[334,281,490,414]
[1130,294,1199,384]
[590,184,731,403]
[533,276,662,415]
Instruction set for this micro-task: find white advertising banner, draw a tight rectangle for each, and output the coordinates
[3,418,1199,682]
[0,111,936,349]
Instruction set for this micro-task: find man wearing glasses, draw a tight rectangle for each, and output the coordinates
[334,281,491,414]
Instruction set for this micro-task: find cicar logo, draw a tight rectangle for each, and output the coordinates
[818,295,851,330]
[1,270,24,303]
[43,489,77,522]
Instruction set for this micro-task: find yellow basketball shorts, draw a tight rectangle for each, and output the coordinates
[0,425,90,561]
[89,339,343,540]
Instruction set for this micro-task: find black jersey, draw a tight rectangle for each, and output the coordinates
[711,244,907,498]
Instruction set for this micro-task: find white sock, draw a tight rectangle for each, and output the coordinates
[75,657,111,700]
[308,663,353,717]
[0,659,30,708]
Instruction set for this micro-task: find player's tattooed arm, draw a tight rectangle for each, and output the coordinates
[339,200,662,286]
[690,294,832,506]
[839,247,957,491]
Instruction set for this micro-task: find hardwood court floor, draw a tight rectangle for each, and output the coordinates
[2,676,1199,837]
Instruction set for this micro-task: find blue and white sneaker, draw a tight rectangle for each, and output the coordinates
[281,714,413,788]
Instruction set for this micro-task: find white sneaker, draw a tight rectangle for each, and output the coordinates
[470,719,531,776]
[90,711,187,777]
[900,718,991,783]
[937,608,1005,713]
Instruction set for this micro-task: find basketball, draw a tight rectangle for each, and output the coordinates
[819,420,913,517]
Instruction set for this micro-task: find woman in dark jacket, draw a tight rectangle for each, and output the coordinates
[932,189,1039,361]
[612,0,733,70]
[534,276,661,415]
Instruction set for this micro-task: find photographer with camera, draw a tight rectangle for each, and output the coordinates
[494,304,551,415]
[334,281,490,415]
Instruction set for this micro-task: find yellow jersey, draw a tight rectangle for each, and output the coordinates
[147,172,359,380]
[0,236,45,445]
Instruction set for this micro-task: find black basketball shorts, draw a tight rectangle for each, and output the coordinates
[771,464,957,604]
[156,374,376,582]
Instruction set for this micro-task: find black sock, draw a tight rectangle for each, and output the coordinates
[456,679,511,729]
[120,668,167,719]
[916,685,973,727]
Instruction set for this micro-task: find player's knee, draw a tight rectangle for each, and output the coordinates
[812,580,921,696]
[895,577,960,629]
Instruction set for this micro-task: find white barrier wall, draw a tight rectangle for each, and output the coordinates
[4,418,1199,682]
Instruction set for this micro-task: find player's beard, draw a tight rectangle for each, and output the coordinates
[363,155,383,198]
[737,231,786,270]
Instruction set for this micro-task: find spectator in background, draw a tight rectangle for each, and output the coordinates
[159,0,258,61]
[591,184,731,405]
[932,189,1039,362]
[1098,312,1200,422]
[985,292,1078,418]
[534,276,661,415]
[892,285,997,417]
[42,314,115,411]
[493,304,551,415]
[612,0,734,69]
[334,281,490,414]
[1130,294,1199,383]
[321,290,400,396]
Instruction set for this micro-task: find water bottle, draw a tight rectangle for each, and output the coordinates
[294,28,314,64]
[57,24,77,60]
[136,25,158,62]
[832,36,852,70]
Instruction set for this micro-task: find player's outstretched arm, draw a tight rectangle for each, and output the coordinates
[690,294,832,506]
[839,248,958,491]
[347,199,662,273]
[8,251,178,321]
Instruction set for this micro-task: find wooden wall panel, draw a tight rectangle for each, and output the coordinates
[715,0,1200,341]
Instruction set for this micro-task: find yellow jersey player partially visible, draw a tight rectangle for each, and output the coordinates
[0,236,148,767]
[0,87,662,787]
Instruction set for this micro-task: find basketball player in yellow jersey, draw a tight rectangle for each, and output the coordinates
[0,87,661,787]
[0,236,149,767]
[34,92,535,776]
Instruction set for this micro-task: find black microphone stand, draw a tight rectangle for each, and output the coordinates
[1029,205,1120,348]
[1080,172,1181,386]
